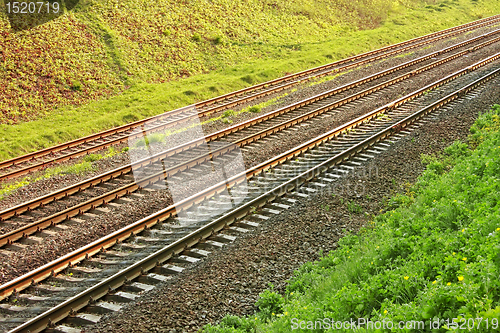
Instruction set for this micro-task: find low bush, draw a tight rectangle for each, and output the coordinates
[204,315,257,333]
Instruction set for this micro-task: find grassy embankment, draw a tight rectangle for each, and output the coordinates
[1,0,500,160]
[202,105,500,332]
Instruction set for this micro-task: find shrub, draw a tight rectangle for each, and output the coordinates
[203,315,256,333]
[443,140,470,160]
[387,193,413,210]
[147,133,164,144]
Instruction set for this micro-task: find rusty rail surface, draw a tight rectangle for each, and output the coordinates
[2,51,499,309]
[1,30,499,248]
[6,55,500,333]
[1,15,500,181]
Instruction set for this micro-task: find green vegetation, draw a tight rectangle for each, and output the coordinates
[248,106,262,114]
[203,105,500,332]
[0,147,121,199]
[347,200,363,214]
[1,0,500,160]
[127,90,290,150]
[222,110,236,118]
[307,71,349,87]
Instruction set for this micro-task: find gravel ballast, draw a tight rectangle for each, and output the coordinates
[2,22,499,211]
[85,71,500,332]
[1,28,500,285]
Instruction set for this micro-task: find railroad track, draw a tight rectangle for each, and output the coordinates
[1,28,500,251]
[1,14,500,181]
[1,50,499,332]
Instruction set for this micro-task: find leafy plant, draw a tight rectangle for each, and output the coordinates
[347,201,362,213]
[203,315,256,333]
[255,285,284,321]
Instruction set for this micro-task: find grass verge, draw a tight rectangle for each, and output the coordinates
[203,104,500,332]
[1,0,500,160]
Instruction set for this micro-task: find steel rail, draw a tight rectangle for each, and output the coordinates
[0,30,500,239]
[2,29,499,227]
[6,59,500,333]
[1,15,499,180]
[2,52,499,312]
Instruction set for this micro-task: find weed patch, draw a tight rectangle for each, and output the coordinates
[0,147,122,199]
[248,106,261,113]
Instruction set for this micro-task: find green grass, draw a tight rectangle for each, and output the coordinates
[1,0,500,160]
[347,200,363,214]
[126,90,291,150]
[0,0,412,125]
[307,70,349,87]
[0,147,122,199]
[202,104,500,332]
